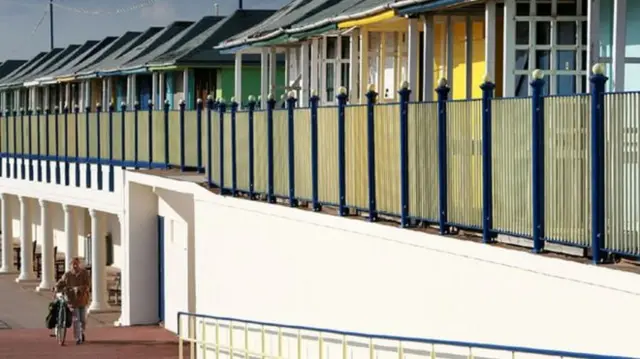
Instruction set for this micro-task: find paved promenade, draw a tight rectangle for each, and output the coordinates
[0,274,181,358]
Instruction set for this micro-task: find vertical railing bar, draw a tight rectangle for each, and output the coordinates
[530,74,545,253]
[436,81,450,234]
[64,106,69,185]
[96,104,103,190]
[164,100,170,168]
[108,103,115,192]
[337,90,348,216]
[134,102,140,170]
[481,79,496,243]
[28,109,33,181]
[207,98,214,187]
[310,95,320,211]
[54,107,60,183]
[121,103,127,169]
[248,98,256,198]
[20,109,25,180]
[399,84,410,227]
[216,320,221,359]
[180,100,186,171]
[85,107,91,188]
[197,98,204,173]
[73,106,79,186]
[244,323,249,359]
[219,102,227,192]
[267,97,276,203]
[231,100,238,196]
[148,101,154,169]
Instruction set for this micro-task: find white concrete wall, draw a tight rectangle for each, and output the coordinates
[124,171,640,358]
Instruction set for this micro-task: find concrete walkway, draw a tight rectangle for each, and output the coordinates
[0,275,181,358]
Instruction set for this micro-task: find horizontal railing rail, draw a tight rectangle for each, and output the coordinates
[176,312,636,359]
[0,67,638,264]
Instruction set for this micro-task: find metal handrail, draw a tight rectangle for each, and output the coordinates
[176,312,636,359]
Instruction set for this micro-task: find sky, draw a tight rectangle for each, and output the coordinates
[0,0,290,61]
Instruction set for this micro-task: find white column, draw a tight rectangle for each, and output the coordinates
[260,47,269,108]
[311,38,320,100]
[131,75,138,105]
[587,0,601,75]
[422,15,435,101]
[114,213,125,326]
[0,194,16,273]
[407,18,420,101]
[101,78,108,107]
[88,208,110,312]
[126,76,132,106]
[235,53,243,103]
[348,30,360,103]
[152,72,159,107]
[485,0,496,80]
[269,47,277,96]
[63,204,76,271]
[16,196,35,282]
[158,72,165,107]
[65,83,71,107]
[359,32,369,103]
[503,0,516,96]
[37,199,54,291]
[612,0,626,91]
[182,69,189,106]
[299,42,310,105]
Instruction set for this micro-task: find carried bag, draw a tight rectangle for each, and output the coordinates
[45,300,73,329]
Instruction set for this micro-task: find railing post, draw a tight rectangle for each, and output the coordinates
[36,108,42,182]
[218,99,227,192]
[286,92,298,207]
[179,99,186,172]
[247,96,256,199]
[64,105,69,186]
[20,108,25,180]
[480,76,496,244]
[134,102,140,170]
[530,70,545,254]
[435,79,450,235]
[28,109,34,181]
[398,82,411,227]
[163,100,170,168]
[148,100,154,169]
[85,107,91,188]
[45,109,51,183]
[267,95,276,203]
[207,96,214,188]
[121,102,127,169]
[365,86,378,222]
[108,102,115,192]
[54,106,60,184]
[231,99,239,196]
[197,98,204,173]
[4,109,9,178]
[96,103,103,190]
[310,93,320,211]
[337,87,348,216]
[590,64,608,264]
[74,105,80,186]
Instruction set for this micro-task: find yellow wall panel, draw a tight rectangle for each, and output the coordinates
[451,20,467,100]
[471,20,486,99]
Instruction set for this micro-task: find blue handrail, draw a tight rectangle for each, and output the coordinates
[176,312,636,359]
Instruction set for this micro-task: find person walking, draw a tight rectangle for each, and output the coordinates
[54,257,90,344]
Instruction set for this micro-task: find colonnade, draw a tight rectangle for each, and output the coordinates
[0,194,116,313]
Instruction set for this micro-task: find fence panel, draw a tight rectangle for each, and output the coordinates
[184,110,198,168]
[544,95,591,247]
[210,111,222,186]
[152,111,165,165]
[1,116,7,155]
[67,113,77,158]
[223,110,234,190]
[77,114,88,159]
[88,115,98,159]
[7,116,14,156]
[137,112,150,164]
[345,105,368,210]
[253,111,268,194]
[26,115,34,157]
[123,112,136,163]
[446,100,483,228]
[408,102,439,222]
[605,92,640,256]
[374,104,401,216]
[492,98,532,237]
[294,108,312,201]
[168,111,181,166]
[99,112,109,160]
[235,111,250,192]
[16,116,24,157]
[201,110,209,174]
[317,106,339,205]
[272,109,289,197]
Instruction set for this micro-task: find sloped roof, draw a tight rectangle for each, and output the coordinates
[0,60,28,80]
[0,49,63,88]
[290,0,392,30]
[151,10,276,67]
[115,20,203,72]
[42,37,118,81]
[74,27,163,78]
[26,40,99,83]
[9,45,81,87]
[218,0,319,46]
[98,22,194,75]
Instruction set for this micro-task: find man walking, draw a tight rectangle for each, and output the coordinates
[54,257,90,344]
